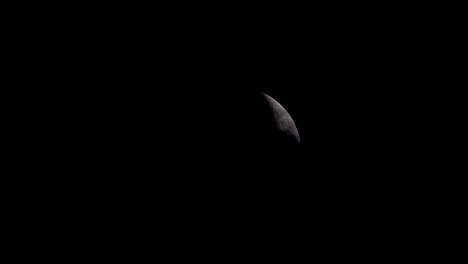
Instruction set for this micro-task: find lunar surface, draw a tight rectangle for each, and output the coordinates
[262,93,301,144]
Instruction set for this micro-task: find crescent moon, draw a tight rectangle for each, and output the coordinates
[262,93,301,144]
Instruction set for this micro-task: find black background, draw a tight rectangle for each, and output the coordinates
[11,3,457,254]
[24,3,447,178]
[26,4,438,175]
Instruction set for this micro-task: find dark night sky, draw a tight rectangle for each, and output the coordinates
[21,4,452,248]
[44,5,435,171]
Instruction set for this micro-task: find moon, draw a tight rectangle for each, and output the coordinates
[262,93,301,144]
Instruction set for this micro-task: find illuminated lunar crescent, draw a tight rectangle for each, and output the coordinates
[262,93,301,144]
